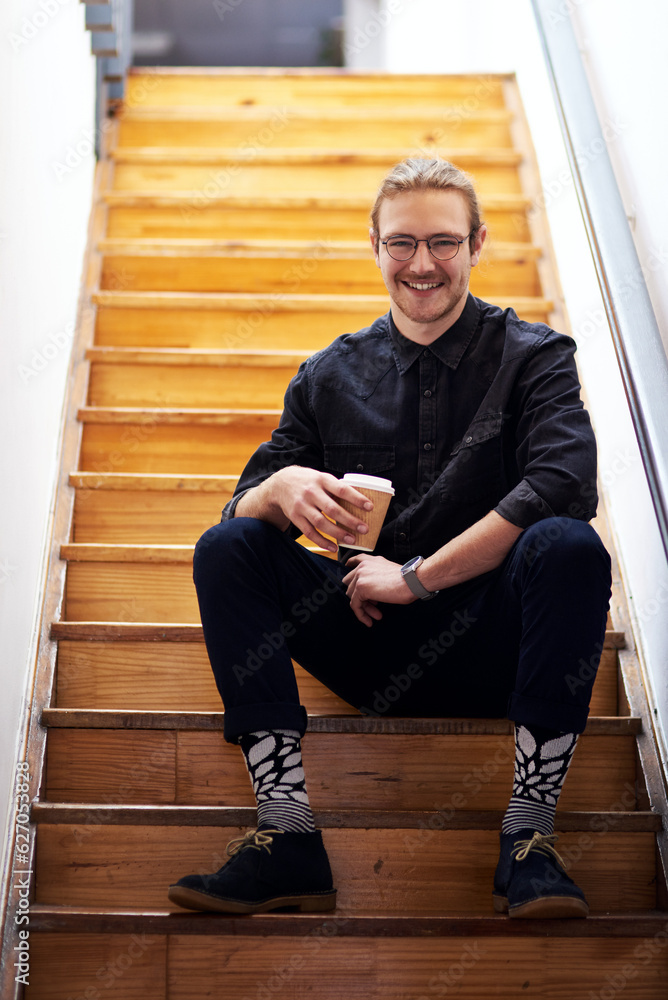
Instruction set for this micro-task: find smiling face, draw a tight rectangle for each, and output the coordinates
[371,188,486,344]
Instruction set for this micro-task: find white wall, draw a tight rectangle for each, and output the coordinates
[0,0,95,880]
[343,0,668,762]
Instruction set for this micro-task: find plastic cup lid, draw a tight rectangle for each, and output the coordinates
[342,473,395,494]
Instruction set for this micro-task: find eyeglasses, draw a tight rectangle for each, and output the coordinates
[380,232,472,262]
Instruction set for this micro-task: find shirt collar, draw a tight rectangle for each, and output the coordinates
[388,293,481,374]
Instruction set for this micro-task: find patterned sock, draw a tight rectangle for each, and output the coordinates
[238,729,316,833]
[501,724,579,836]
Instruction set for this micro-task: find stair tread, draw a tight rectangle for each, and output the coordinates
[92,289,391,309]
[26,905,668,937]
[91,289,552,311]
[69,472,238,491]
[117,106,514,123]
[31,803,661,831]
[103,191,533,210]
[98,238,540,259]
[110,148,522,166]
[77,405,282,423]
[40,707,639,735]
[86,346,313,365]
[50,620,628,648]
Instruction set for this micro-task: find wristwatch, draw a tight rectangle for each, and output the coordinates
[400,555,439,600]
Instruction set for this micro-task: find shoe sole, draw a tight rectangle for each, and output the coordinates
[493,893,589,919]
[168,885,337,914]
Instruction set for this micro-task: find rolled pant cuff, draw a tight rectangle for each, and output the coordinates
[223,702,309,744]
[507,692,590,735]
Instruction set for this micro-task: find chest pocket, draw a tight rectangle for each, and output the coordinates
[324,443,395,477]
[440,412,505,503]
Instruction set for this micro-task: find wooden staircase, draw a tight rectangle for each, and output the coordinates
[9,69,668,998]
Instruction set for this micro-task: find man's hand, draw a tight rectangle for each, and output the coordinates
[238,466,374,553]
[342,553,416,626]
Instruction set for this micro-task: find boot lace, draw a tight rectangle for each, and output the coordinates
[226,828,282,858]
[511,831,567,868]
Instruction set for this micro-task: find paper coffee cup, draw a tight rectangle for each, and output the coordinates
[337,473,395,551]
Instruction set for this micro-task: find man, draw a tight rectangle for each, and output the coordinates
[168,157,611,919]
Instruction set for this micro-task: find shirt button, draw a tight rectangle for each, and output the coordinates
[423,443,432,451]
[465,436,473,444]
[422,348,431,357]
[398,532,407,541]
[423,389,432,398]
[356,463,364,471]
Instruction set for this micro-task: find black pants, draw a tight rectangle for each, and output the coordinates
[193,517,612,743]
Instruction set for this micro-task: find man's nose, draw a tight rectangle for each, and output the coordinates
[409,240,436,270]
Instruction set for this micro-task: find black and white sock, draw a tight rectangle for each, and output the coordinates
[238,729,316,833]
[501,724,579,836]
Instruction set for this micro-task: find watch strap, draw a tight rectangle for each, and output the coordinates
[401,556,438,600]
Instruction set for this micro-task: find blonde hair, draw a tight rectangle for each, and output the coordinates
[370,157,483,252]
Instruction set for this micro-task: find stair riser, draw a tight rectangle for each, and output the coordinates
[106,205,531,242]
[94,304,387,350]
[45,727,637,812]
[111,162,522,197]
[87,362,300,409]
[79,421,276,475]
[26,933,668,1000]
[99,253,541,297]
[72,489,227,544]
[93,300,552,348]
[34,826,656,913]
[116,117,514,150]
[124,74,508,109]
[54,639,619,717]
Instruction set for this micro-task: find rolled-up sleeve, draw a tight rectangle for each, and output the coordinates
[221,362,322,523]
[494,335,598,528]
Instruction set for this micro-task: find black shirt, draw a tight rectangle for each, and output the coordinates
[222,294,598,565]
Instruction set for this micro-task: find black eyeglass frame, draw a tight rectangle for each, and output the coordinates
[380,231,474,262]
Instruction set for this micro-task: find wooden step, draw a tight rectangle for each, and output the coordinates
[103,192,533,242]
[25,904,668,936]
[98,243,542,297]
[32,821,657,913]
[70,472,236,543]
[92,291,554,348]
[85,347,307,409]
[24,927,668,1000]
[93,290,391,350]
[115,109,515,151]
[51,621,623,716]
[124,71,509,110]
[110,158,523,197]
[41,708,641,812]
[77,406,279,475]
[33,803,656,831]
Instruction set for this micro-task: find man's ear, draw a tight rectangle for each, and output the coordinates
[470,224,487,267]
[370,228,381,268]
